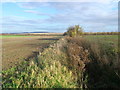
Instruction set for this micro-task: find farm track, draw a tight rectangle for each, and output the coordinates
[2,36,61,70]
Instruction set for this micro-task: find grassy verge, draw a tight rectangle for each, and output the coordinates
[2,38,77,88]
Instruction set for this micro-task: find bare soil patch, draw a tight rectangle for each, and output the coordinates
[2,35,61,70]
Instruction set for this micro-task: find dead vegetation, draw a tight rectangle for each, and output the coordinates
[64,36,120,88]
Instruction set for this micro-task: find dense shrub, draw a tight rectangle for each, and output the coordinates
[64,25,84,37]
[66,42,90,88]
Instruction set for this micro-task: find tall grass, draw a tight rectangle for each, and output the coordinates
[65,36,120,88]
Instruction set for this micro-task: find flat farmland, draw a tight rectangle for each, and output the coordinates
[2,35,62,70]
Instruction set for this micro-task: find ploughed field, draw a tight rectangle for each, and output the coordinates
[1,34,62,70]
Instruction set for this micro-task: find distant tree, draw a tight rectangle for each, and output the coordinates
[64,25,84,37]
[67,26,75,37]
[77,25,84,36]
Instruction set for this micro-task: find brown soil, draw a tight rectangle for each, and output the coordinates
[2,36,61,70]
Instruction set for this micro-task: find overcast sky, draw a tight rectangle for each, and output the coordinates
[1,0,118,33]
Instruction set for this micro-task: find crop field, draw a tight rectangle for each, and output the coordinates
[84,35,118,49]
[84,35,118,44]
[1,34,62,70]
[1,35,33,38]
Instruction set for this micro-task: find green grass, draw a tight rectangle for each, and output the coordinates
[83,35,118,50]
[84,35,118,40]
[0,35,35,38]
[84,35,118,43]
